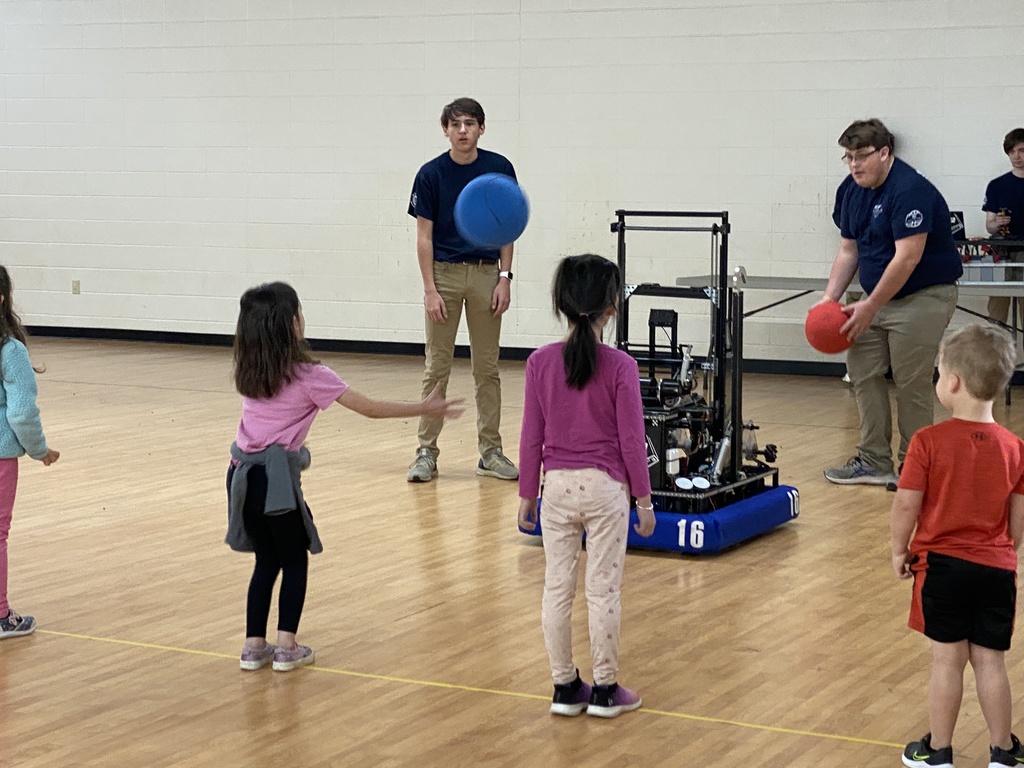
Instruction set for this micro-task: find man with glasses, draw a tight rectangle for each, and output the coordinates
[819,119,962,486]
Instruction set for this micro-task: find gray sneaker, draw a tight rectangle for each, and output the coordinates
[407,448,438,483]
[272,643,314,672]
[239,643,277,671]
[0,609,36,639]
[477,449,519,480]
[824,456,896,486]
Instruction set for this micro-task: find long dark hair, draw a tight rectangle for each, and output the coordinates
[0,265,29,345]
[0,265,43,373]
[233,282,318,398]
[552,254,621,389]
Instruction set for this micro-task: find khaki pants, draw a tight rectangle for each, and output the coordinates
[540,468,630,687]
[987,295,1023,328]
[988,251,1024,328]
[846,284,957,474]
[418,261,503,459]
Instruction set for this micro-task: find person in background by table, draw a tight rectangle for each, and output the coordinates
[984,128,1024,329]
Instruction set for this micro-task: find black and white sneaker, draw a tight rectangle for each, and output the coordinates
[550,671,591,717]
[902,733,954,768]
[0,609,36,639]
[989,733,1024,767]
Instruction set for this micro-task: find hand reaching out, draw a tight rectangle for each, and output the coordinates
[422,383,465,420]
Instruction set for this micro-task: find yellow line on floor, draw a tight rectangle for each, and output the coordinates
[36,629,902,749]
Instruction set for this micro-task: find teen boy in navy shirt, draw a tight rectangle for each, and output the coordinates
[984,127,1024,327]
[406,98,520,484]
[819,119,962,487]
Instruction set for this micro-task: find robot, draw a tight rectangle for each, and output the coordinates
[519,210,799,554]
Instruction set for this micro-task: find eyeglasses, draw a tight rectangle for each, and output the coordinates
[841,148,881,165]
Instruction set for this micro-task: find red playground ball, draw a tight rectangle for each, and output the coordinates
[454,173,530,248]
[804,301,853,354]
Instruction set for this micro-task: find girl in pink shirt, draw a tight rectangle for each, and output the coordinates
[229,282,462,672]
[518,254,655,718]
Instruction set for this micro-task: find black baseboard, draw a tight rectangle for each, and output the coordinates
[25,325,533,361]
[28,326,1024,384]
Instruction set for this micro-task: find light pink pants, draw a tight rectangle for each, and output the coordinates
[0,458,19,616]
[541,467,630,686]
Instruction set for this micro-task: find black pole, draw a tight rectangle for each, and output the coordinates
[712,213,729,441]
[616,210,627,349]
[731,287,744,480]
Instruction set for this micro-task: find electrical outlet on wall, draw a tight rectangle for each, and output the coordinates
[72,280,80,294]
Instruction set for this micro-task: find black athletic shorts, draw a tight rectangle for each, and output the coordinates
[910,551,1017,650]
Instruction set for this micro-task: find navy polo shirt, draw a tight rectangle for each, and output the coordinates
[839,158,962,299]
[832,174,856,228]
[408,148,517,263]
[983,172,1024,239]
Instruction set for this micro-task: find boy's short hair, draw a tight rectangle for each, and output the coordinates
[838,118,895,152]
[1003,128,1024,154]
[940,324,1016,401]
[440,97,485,128]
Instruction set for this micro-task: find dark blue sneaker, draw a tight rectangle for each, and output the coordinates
[989,733,1024,767]
[550,671,591,716]
[902,733,954,768]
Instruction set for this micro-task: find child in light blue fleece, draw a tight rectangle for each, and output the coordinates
[0,265,59,640]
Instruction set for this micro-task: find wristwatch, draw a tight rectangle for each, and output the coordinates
[499,270,513,281]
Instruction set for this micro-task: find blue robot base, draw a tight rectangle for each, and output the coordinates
[519,485,799,554]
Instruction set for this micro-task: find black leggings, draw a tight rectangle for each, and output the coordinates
[228,465,310,637]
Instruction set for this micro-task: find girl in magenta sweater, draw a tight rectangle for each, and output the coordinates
[518,254,655,718]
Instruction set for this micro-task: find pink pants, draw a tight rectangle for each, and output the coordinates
[0,458,18,616]
[541,467,630,687]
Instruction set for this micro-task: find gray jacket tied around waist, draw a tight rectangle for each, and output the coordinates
[225,442,323,554]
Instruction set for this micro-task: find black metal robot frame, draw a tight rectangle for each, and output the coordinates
[611,209,778,513]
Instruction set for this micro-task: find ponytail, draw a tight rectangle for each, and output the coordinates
[563,315,599,389]
[552,254,621,390]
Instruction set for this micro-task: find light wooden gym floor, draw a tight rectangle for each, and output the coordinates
[3,338,1022,767]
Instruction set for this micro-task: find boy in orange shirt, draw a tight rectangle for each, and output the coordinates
[892,324,1024,768]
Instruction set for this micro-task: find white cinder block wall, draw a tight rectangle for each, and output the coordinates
[1,0,1021,362]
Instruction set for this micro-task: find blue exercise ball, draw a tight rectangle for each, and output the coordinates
[454,173,530,249]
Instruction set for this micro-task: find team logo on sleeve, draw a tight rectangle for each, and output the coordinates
[410,192,417,210]
[905,210,924,228]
